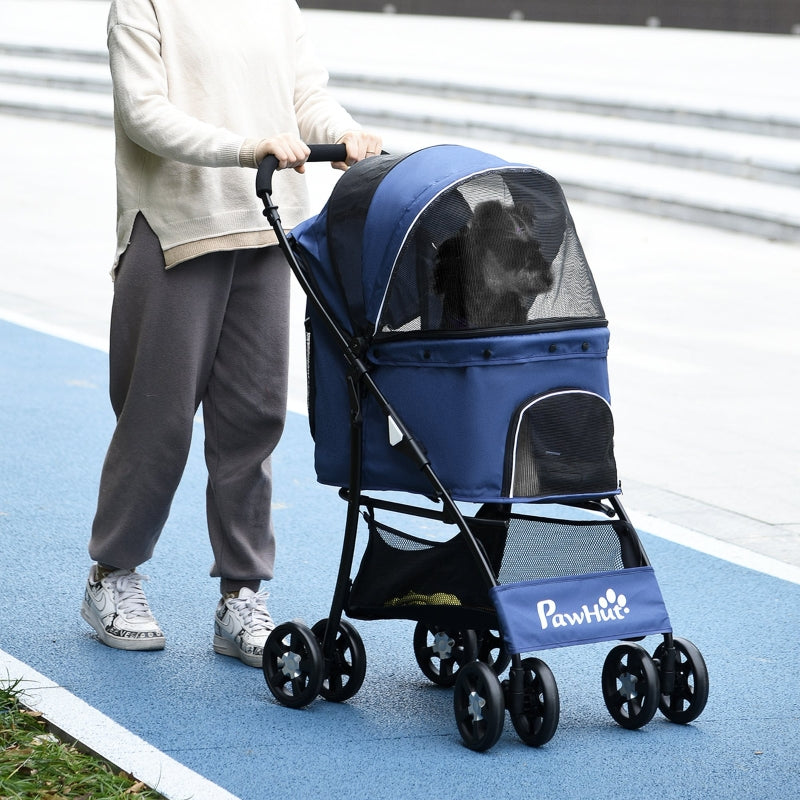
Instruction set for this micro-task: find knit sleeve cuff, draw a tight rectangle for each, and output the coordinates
[238,138,261,169]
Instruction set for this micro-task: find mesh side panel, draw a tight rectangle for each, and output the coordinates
[498,515,626,582]
[377,169,603,335]
[506,390,618,498]
[377,525,436,552]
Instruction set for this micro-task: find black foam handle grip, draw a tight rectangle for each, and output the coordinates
[255,143,348,199]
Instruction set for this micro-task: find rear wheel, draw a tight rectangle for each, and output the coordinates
[413,623,478,687]
[262,622,324,709]
[653,637,709,724]
[311,618,367,703]
[477,628,511,676]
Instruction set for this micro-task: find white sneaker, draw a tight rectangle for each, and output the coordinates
[81,566,165,651]
[213,588,274,667]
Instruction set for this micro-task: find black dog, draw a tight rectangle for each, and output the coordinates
[433,200,553,329]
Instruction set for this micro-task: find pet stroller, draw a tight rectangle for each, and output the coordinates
[256,144,708,751]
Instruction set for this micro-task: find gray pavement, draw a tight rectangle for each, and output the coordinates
[1,0,798,569]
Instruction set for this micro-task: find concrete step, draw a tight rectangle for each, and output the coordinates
[0,52,110,93]
[378,126,800,242]
[0,80,111,125]
[330,73,800,139]
[2,41,798,241]
[3,47,798,189]
[332,86,800,187]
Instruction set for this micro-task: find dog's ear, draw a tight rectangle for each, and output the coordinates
[469,200,506,241]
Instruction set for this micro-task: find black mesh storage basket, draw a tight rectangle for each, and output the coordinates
[346,512,503,629]
[346,509,645,627]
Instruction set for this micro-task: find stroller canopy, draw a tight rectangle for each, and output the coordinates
[291,144,605,339]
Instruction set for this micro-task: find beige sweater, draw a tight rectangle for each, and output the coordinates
[108,0,360,268]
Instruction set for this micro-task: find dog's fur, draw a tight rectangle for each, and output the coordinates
[433,200,553,329]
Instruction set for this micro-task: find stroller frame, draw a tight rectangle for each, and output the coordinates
[256,146,708,751]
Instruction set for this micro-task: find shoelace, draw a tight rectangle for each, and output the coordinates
[107,571,156,621]
[229,590,274,634]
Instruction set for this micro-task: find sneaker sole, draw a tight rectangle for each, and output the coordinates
[213,633,263,668]
[81,602,166,651]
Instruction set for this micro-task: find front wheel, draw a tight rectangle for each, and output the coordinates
[653,637,709,724]
[453,661,505,752]
[601,643,660,729]
[509,657,560,747]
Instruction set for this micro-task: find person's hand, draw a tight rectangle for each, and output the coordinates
[254,134,311,173]
[334,130,383,171]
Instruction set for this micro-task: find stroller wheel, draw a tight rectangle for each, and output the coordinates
[601,643,659,730]
[653,637,709,724]
[413,623,478,687]
[477,629,511,676]
[262,622,324,709]
[453,661,505,752]
[311,618,367,703]
[508,657,560,747]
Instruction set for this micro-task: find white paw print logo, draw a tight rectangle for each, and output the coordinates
[599,588,629,616]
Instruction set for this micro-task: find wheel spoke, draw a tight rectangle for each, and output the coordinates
[262,622,324,709]
[602,644,659,729]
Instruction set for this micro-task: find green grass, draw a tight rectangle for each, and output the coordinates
[1,678,166,800]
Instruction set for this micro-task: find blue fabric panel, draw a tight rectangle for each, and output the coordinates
[290,224,353,335]
[311,326,613,501]
[490,567,672,654]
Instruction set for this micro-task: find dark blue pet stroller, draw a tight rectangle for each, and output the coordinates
[256,144,708,751]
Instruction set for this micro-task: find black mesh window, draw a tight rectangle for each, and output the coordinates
[505,390,618,498]
[377,169,604,336]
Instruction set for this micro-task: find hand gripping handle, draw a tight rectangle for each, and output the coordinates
[255,143,348,200]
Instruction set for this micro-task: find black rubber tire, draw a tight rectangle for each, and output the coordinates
[453,660,505,752]
[262,621,324,709]
[477,629,512,677]
[509,657,560,747]
[653,636,709,724]
[413,623,478,687]
[601,643,660,729]
[311,618,367,703]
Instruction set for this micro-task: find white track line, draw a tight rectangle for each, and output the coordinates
[0,308,109,353]
[0,651,241,800]
[629,510,800,586]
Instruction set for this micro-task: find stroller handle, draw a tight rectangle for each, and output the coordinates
[255,143,348,200]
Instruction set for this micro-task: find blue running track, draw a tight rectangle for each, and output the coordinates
[1,318,799,800]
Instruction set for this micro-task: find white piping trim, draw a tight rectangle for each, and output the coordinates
[372,165,533,334]
[508,389,613,498]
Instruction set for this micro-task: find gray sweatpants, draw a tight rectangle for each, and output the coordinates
[89,214,290,592]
